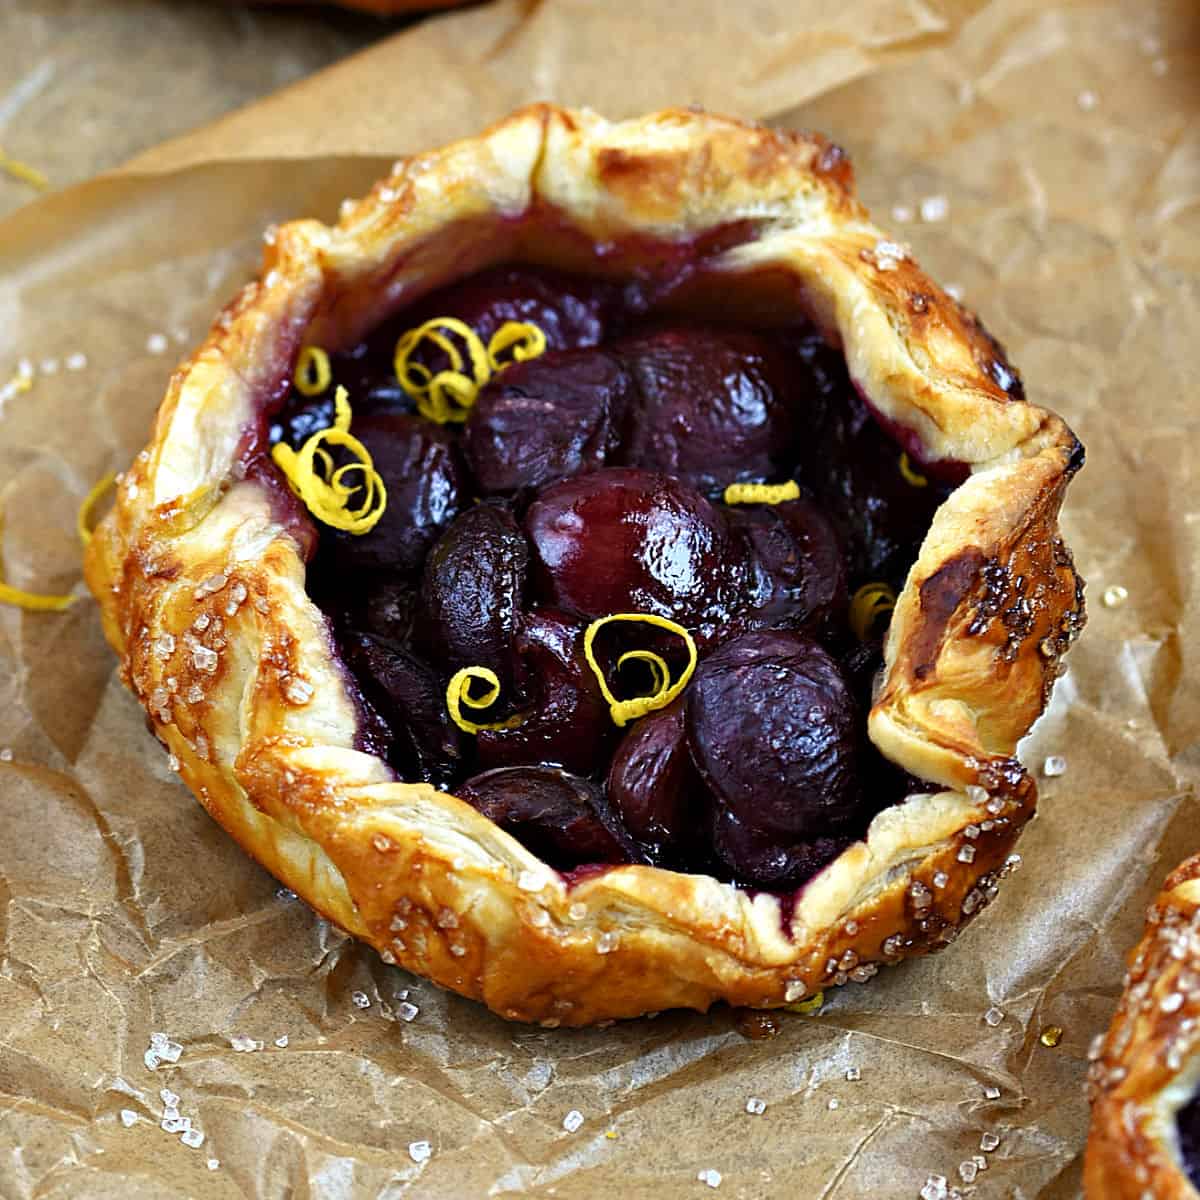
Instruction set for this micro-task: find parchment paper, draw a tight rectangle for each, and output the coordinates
[1,1,1197,1196]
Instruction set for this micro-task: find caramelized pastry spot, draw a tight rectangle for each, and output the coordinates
[582,613,698,728]
[898,452,928,488]
[77,471,117,546]
[445,666,523,735]
[848,582,896,641]
[722,480,800,506]
[270,387,387,534]
[294,346,332,397]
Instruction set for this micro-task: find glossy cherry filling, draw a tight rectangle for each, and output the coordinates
[266,263,957,895]
[1179,1091,1200,1188]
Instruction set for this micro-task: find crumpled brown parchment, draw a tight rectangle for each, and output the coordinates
[0,1,1196,1196]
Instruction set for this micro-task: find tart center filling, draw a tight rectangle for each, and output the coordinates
[265,264,953,893]
[1180,1091,1200,1187]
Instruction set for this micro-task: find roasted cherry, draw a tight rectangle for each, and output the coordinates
[1178,1093,1200,1190]
[613,326,798,494]
[314,574,419,649]
[686,630,862,850]
[476,608,614,776]
[606,698,707,866]
[726,496,846,638]
[524,468,748,644]
[340,631,463,787]
[325,413,467,579]
[455,766,633,869]
[419,502,530,688]
[393,265,625,356]
[784,332,948,584]
[709,810,852,889]
[268,393,339,449]
[464,348,635,495]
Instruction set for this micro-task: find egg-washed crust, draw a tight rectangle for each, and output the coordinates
[84,105,1084,1025]
[1085,856,1200,1198]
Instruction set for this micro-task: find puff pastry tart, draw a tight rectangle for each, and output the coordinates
[85,105,1085,1025]
[1086,855,1200,1197]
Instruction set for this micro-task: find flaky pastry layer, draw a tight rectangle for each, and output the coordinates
[1086,856,1200,1198]
[85,105,1084,1024]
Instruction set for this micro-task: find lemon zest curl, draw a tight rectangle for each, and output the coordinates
[77,471,116,547]
[783,990,825,1015]
[583,613,698,728]
[722,480,801,506]
[294,346,332,397]
[849,582,897,641]
[0,146,49,192]
[446,666,524,735]
[393,318,547,425]
[270,386,387,534]
[898,452,928,488]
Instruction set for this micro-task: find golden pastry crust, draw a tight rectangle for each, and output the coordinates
[84,104,1085,1025]
[1086,856,1200,1199]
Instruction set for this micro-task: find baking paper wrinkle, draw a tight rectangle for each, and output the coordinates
[0,0,1197,1196]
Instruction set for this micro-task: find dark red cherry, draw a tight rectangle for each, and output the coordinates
[420,501,530,689]
[709,808,852,890]
[612,326,798,495]
[339,631,464,788]
[725,496,847,638]
[455,766,634,869]
[464,348,635,495]
[268,394,339,449]
[397,265,625,355]
[524,468,748,644]
[782,332,950,585]
[476,609,614,776]
[606,698,707,865]
[686,630,861,844]
[313,573,419,651]
[326,413,467,579]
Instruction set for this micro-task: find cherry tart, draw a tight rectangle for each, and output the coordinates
[85,106,1085,1025]
[1086,855,1200,1198]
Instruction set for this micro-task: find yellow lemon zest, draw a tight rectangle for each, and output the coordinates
[294,346,332,397]
[616,648,670,697]
[583,613,698,728]
[486,321,548,372]
[783,990,825,1015]
[898,452,928,488]
[270,386,387,534]
[445,666,524,735]
[2,371,33,400]
[393,317,491,424]
[0,509,75,611]
[0,147,49,192]
[76,471,116,547]
[722,479,801,506]
[849,582,897,641]
[393,317,547,425]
